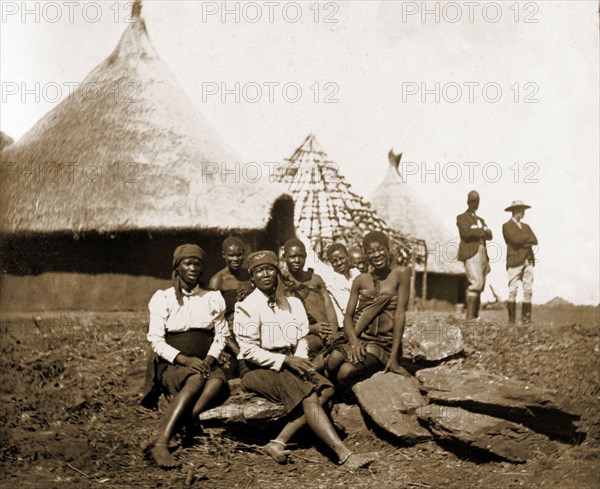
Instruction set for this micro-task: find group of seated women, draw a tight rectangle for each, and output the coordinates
[141,231,411,471]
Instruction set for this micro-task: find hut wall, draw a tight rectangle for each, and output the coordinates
[0,198,296,312]
[415,272,466,305]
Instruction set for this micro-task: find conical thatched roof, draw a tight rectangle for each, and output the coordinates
[0,10,291,234]
[370,151,463,275]
[0,131,13,151]
[275,135,422,262]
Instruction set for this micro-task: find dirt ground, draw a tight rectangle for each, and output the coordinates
[1,306,598,489]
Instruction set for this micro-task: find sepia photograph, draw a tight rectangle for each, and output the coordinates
[1,1,598,487]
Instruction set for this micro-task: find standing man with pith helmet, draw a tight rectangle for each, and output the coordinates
[502,200,538,324]
[456,190,492,320]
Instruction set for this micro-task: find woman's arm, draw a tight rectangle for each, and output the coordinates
[147,290,181,364]
[343,276,366,362]
[289,297,310,359]
[384,267,411,373]
[205,292,230,364]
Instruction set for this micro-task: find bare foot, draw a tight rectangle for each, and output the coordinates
[146,442,181,469]
[261,441,290,464]
[340,451,379,470]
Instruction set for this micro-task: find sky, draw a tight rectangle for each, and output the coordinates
[1,1,599,304]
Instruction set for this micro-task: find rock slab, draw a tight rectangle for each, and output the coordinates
[353,372,432,443]
[417,405,560,463]
[199,395,285,423]
[416,366,582,442]
[403,320,464,362]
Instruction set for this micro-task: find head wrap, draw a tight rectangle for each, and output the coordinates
[362,231,389,252]
[283,238,306,254]
[222,236,246,253]
[326,243,348,260]
[172,244,205,305]
[247,250,279,275]
[173,244,205,269]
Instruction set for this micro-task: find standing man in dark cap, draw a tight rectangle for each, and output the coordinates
[456,190,493,320]
[502,200,538,324]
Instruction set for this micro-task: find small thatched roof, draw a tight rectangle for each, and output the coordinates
[0,131,13,151]
[0,9,290,234]
[275,135,423,262]
[370,151,464,275]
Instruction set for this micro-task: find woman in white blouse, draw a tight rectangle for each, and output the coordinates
[143,244,229,469]
[234,250,378,470]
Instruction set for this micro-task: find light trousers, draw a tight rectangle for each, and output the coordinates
[507,260,534,302]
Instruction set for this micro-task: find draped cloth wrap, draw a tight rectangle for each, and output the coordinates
[336,291,398,365]
[280,273,341,358]
[281,274,328,325]
[141,330,227,409]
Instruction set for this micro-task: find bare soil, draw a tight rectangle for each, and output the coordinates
[1,306,598,489]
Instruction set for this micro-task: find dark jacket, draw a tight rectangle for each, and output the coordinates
[502,219,538,269]
[456,210,492,261]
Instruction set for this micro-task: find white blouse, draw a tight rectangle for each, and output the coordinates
[233,288,309,371]
[147,286,229,364]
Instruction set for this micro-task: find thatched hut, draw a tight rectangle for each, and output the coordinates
[0,6,294,312]
[275,134,425,264]
[0,131,13,151]
[370,151,466,305]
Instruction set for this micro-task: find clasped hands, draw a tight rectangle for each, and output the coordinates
[177,354,215,377]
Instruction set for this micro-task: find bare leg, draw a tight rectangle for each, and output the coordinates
[301,391,378,468]
[336,354,382,389]
[302,392,348,459]
[148,374,205,469]
[264,387,334,463]
[326,350,345,380]
[191,377,227,418]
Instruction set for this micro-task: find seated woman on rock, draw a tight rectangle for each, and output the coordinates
[233,250,378,469]
[327,231,411,388]
[278,238,340,364]
[142,244,230,469]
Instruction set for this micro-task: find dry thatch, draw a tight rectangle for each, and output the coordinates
[275,135,424,262]
[370,151,464,275]
[0,131,13,151]
[0,14,291,234]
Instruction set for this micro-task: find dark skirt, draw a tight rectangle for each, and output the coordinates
[241,366,333,414]
[141,330,227,407]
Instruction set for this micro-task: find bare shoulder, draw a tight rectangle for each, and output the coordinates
[392,266,411,281]
[312,273,327,287]
[209,268,227,289]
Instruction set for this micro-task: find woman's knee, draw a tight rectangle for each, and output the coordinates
[336,363,359,386]
[326,351,343,371]
[182,373,205,393]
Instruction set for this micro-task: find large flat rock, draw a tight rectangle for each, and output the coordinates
[199,395,286,423]
[417,405,560,463]
[199,381,286,423]
[403,320,464,362]
[352,372,432,443]
[416,366,583,442]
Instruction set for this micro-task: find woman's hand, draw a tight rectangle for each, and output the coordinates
[348,341,366,364]
[383,357,410,376]
[178,354,214,377]
[283,356,316,378]
[309,322,333,337]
